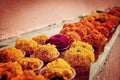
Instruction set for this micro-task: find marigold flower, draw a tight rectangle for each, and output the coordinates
[15,38,38,56]
[0,47,24,62]
[96,26,110,37]
[62,23,77,29]
[11,70,48,80]
[0,61,23,80]
[91,21,101,27]
[105,7,120,18]
[83,29,107,52]
[102,22,114,31]
[32,34,49,45]
[17,57,43,70]
[33,44,59,62]
[63,31,81,45]
[64,47,95,66]
[41,58,74,80]
[70,41,93,51]
[79,18,95,29]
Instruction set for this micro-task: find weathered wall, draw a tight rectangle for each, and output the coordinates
[95,35,120,80]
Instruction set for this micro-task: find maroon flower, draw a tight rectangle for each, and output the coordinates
[46,34,69,52]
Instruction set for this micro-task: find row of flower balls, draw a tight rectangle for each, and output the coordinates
[15,7,120,68]
[0,7,120,80]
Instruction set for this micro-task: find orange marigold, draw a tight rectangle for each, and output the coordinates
[11,70,48,80]
[79,18,95,29]
[95,26,110,37]
[0,47,24,62]
[64,31,81,44]
[0,61,23,80]
[83,29,107,52]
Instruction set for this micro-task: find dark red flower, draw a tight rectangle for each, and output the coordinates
[46,34,69,52]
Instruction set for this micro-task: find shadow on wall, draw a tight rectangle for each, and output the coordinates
[0,0,120,40]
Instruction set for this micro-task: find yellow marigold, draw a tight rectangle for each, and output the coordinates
[87,13,104,21]
[32,34,49,45]
[15,38,38,55]
[33,44,59,62]
[42,68,73,80]
[70,41,93,51]
[46,58,71,69]
[17,57,43,70]
[41,58,74,80]
[87,13,101,20]
[11,70,48,80]
[64,47,95,66]
[0,47,24,62]
[0,61,23,80]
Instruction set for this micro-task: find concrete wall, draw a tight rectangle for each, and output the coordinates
[95,35,120,80]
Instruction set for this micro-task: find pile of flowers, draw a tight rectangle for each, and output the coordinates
[17,57,42,70]
[64,41,95,66]
[105,7,120,18]
[0,61,48,80]
[60,8,120,54]
[0,7,120,80]
[32,34,49,45]
[33,44,59,62]
[46,34,70,52]
[41,58,74,80]
[15,38,38,56]
[0,47,24,62]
